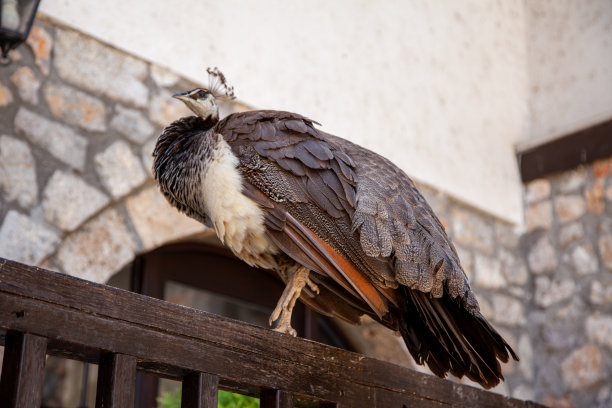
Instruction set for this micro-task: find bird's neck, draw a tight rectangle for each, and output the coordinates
[153,116,217,224]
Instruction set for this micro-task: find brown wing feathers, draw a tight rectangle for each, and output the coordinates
[217,110,517,388]
[224,111,393,318]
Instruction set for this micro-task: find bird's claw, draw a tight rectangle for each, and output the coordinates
[268,265,315,336]
[306,277,320,296]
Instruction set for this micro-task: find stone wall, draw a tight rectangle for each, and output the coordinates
[0,18,609,407]
[0,19,215,284]
[523,158,612,408]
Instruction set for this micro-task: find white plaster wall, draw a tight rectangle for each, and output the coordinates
[520,0,612,150]
[40,0,527,224]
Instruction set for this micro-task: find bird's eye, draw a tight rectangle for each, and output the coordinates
[197,90,209,99]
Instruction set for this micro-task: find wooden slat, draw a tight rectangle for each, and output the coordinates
[0,259,544,408]
[0,332,47,407]
[95,353,136,408]
[261,389,294,408]
[182,372,219,408]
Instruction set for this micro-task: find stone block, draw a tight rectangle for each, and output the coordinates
[56,209,137,283]
[26,25,52,75]
[527,235,557,274]
[454,245,473,281]
[111,105,155,144]
[586,178,605,214]
[518,334,533,381]
[586,314,612,349]
[494,221,519,249]
[525,178,550,203]
[557,169,586,193]
[0,210,60,265]
[15,108,87,171]
[0,135,37,208]
[535,277,575,307]
[94,141,147,198]
[499,248,528,285]
[0,82,13,106]
[555,194,586,223]
[599,234,612,270]
[569,242,598,275]
[555,297,585,320]
[44,83,106,132]
[558,222,584,248]
[149,91,191,127]
[561,345,605,391]
[473,254,504,289]
[490,295,525,327]
[476,295,493,319]
[606,182,612,202]
[42,170,110,231]
[593,157,612,179]
[540,310,580,350]
[125,186,207,251]
[54,28,148,107]
[151,64,179,88]
[525,200,552,232]
[449,207,494,255]
[141,137,156,177]
[10,66,40,105]
[590,280,612,305]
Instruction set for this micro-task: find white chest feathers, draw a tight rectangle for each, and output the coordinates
[201,134,278,268]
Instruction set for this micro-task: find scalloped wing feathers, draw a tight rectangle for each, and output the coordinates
[206,110,515,388]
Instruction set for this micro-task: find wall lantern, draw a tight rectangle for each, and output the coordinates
[0,0,41,63]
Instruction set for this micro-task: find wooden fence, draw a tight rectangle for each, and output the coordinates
[0,258,544,407]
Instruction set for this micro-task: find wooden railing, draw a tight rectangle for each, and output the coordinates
[0,258,543,407]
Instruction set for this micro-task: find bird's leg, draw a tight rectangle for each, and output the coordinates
[269,265,319,336]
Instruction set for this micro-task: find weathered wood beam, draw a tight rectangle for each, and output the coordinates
[0,258,543,408]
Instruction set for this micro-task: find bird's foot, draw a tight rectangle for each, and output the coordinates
[269,265,317,336]
[272,313,297,337]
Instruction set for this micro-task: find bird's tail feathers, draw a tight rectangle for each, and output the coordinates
[399,288,518,389]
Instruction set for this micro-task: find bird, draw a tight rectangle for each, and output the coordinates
[152,68,518,389]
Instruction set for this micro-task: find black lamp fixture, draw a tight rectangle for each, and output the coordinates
[0,0,41,63]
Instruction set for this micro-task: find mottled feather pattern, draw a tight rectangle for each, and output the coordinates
[152,116,215,227]
[216,111,356,218]
[154,108,516,389]
[323,132,478,310]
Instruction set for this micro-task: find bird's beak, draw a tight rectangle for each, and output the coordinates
[172,92,190,102]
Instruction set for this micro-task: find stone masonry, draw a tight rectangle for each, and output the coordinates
[523,158,612,408]
[0,19,211,285]
[0,18,610,407]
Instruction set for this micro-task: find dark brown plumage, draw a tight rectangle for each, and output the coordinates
[153,83,518,389]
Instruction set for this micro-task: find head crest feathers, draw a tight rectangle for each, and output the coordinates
[206,67,236,100]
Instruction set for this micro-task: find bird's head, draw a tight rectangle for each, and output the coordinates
[173,88,219,122]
